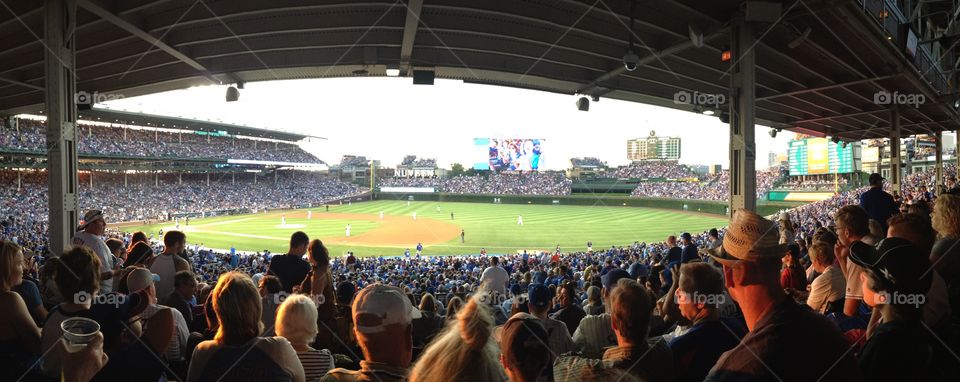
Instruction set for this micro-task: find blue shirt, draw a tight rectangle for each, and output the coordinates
[681,244,699,263]
[13,279,42,310]
[670,318,747,382]
[859,187,898,229]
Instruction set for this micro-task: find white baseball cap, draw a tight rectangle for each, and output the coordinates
[126,267,161,292]
[353,284,421,334]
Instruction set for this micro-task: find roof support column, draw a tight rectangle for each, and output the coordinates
[889,106,902,197]
[45,0,79,256]
[935,131,943,194]
[728,20,757,214]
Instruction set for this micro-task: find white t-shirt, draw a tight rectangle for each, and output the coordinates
[149,254,178,298]
[72,231,114,293]
[480,266,509,294]
[807,264,845,313]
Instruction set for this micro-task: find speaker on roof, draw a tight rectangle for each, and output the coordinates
[413,70,435,85]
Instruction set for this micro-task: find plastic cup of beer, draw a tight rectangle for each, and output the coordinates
[60,317,100,353]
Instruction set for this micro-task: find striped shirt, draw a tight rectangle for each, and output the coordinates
[298,347,335,382]
[571,313,616,358]
[321,361,409,382]
[554,341,674,382]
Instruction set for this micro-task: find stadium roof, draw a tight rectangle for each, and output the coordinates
[78,108,317,141]
[0,0,958,139]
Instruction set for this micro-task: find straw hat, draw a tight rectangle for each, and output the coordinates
[708,209,789,266]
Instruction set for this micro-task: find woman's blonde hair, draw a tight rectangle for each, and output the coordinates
[212,271,263,345]
[445,296,463,319]
[276,294,318,346]
[586,285,602,305]
[409,295,506,382]
[933,194,960,238]
[420,293,438,312]
[0,240,22,290]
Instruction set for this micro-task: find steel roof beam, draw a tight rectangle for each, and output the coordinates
[0,75,42,91]
[576,28,727,95]
[77,0,219,84]
[399,0,423,76]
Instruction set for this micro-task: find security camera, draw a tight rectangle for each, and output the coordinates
[623,50,640,71]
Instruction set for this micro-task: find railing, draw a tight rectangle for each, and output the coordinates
[857,0,950,94]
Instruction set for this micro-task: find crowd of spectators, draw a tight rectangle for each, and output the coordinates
[607,160,697,179]
[570,157,605,168]
[778,176,850,191]
[5,164,959,381]
[399,156,437,168]
[0,119,322,163]
[380,171,573,195]
[631,167,784,200]
[0,170,364,256]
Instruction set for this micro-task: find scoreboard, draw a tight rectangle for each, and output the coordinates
[788,138,859,175]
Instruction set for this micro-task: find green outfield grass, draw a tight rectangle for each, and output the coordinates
[122,200,729,257]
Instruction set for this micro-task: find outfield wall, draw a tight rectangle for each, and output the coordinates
[374,192,801,217]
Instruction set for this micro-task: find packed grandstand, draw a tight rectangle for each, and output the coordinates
[3,119,960,382]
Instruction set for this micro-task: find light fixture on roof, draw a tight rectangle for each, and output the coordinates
[226,86,240,102]
[769,128,781,138]
[831,136,841,144]
[385,64,400,77]
[701,108,715,116]
[623,0,639,71]
[576,97,590,111]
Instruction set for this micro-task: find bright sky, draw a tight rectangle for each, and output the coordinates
[101,78,793,170]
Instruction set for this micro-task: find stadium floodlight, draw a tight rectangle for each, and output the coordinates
[225,86,239,102]
[701,109,715,116]
[385,64,400,77]
[576,97,590,111]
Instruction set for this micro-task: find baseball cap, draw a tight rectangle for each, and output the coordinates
[77,209,104,231]
[509,284,522,296]
[848,238,933,296]
[628,262,649,279]
[353,284,421,334]
[336,281,357,304]
[869,173,884,186]
[126,267,161,292]
[527,283,551,308]
[500,313,549,365]
[680,232,692,241]
[601,269,630,290]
